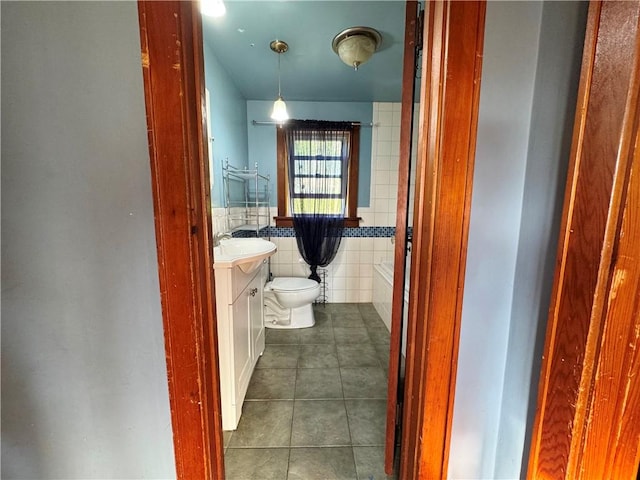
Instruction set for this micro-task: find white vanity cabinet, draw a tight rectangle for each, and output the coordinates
[214,260,266,430]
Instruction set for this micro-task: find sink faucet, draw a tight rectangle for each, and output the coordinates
[214,231,233,246]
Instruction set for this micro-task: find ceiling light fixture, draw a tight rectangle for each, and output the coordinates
[200,0,226,17]
[270,40,289,123]
[332,26,382,71]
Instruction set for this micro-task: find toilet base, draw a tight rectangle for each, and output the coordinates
[265,304,316,329]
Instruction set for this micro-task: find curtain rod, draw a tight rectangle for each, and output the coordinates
[251,120,375,127]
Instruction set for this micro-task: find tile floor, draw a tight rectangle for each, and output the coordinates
[223,303,397,480]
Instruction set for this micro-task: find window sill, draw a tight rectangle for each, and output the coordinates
[274,216,361,228]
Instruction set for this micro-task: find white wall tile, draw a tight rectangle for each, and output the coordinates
[359,290,373,303]
[372,212,387,225]
[378,111,393,125]
[378,126,392,142]
[392,109,402,124]
[332,276,347,291]
[345,251,360,264]
[279,250,294,264]
[360,237,374,251]
[333,290,347,302]
[359,264,373,278]
[392,126,401,143]
[359,250,374,265]
[377,141,392,156]
[342,263,356,277]
[346,290,360,302]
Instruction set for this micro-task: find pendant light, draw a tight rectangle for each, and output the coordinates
[270,40,289,122]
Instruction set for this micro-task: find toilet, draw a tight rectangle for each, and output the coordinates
[264,277,321,329]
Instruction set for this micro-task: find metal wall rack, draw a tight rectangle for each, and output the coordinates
[222,160,270,236]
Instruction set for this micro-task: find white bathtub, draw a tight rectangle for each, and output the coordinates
[373,261,409,356]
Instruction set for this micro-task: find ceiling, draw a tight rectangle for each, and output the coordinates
[201,1,407,103]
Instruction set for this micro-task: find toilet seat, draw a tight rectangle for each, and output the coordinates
[268,277,319,292]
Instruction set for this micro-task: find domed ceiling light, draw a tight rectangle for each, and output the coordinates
[332,26,382,71]
[270,40,289,123]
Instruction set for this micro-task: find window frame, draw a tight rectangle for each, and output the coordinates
[275,124,360,227]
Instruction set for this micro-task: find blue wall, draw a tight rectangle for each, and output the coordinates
[246,101,373,207]
[203,41,249,207]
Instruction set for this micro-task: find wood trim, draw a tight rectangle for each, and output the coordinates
[137,2,223,478]
[527,2,640,478]
[580,111,640,478]
[579,115,640,478]
[275,124,361,227]
[276,126,287,219]
[399,2,486,478]
[385,0,419,474]
[347,125,360,221]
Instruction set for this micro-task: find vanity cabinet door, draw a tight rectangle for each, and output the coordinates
[232,283,253,407]
[249,268,265,361]
[216,262,266,430]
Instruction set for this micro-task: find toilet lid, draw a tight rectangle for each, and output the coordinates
[270,277,319,292]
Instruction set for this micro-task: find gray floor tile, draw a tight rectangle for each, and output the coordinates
[299,325,335,344]
[334,327,371,344]
[298,344,339,368]
[313,309,332,326]
[337,344,381,367]
[225,305,392,478]
[287,447,357,480]
[266,328,301,344]
[353,446,397,480]
[346,400,387,446]
[223,430,233,448]
[225,448,289,480]
[326,303,361,315]
[295,368,343,399]
[291,400,350,446]
[246,368,296,400]
[358,304,378,315]
[366,326,391,345]
[256,345,301,369]
[373,343,390,371]
[373,342,390,356]
[360,311,387,329]
[332,313,366,329]
[229,401,293,447]
[340,367,388,399]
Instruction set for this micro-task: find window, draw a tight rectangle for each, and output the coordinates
[275,123,360,227]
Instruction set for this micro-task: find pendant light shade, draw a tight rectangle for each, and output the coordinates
[271,96,289,122]
[332,27,382,71]
[270,40,289,122]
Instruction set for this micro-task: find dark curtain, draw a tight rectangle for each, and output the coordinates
[284,120,353,282]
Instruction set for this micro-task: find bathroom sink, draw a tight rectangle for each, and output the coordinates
[213,238,277,273]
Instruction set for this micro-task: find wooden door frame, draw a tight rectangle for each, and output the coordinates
[400,2,486,478]
[384,0,419,473]
[527,2,640,478]
[137,3,224,478]
[136,1,485,478]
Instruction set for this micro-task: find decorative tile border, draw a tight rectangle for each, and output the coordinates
[232,226,404,238]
